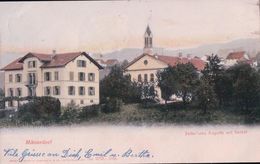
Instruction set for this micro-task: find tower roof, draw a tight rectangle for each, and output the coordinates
[145,25,152,36]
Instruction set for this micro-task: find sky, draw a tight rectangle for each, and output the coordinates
[0,0,259,58]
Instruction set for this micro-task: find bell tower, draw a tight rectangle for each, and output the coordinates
[144,25,153,54]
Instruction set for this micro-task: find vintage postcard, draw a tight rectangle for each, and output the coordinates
[0,0,260,163]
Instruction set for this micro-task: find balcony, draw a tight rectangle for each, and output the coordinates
[25,81,38,87]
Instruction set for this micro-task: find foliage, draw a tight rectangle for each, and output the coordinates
[214,72,234,106]
[175,63,199,104]
[100,64,141,103]
[139,82,158,107]
[202,54,224,84]
[157,66,178,104]
[125,81,142,103]
[79,105,100,120]
[18,96,61,124]
[60,101,80,123]
[157,63,199,105]
[101,97,123,113]
[227,63,260,110]
[194,78,218,114]
[202,54,225,106]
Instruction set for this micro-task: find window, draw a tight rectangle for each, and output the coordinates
[150,73,154,82]
[77,60,86,67]
[54,71,59,81]
[16,88,22,97]
[88,73,95,81]
[53,86,60,95]
[68,86,75,95]
[28,61,36,68]
[80,100,84,104]
[78,72,85,81]
[44,86,51,96]
[88,87,95,96]
[8,101,13,107]
[144,74,148,82]
[15,74,22,83]
[9,74,13,83]
[79,86,85,95]
[8,88,14,97]
[28,73,36,85]
[90,100,94,103]
[69,72,74,81]
[138,74,142,82]
[28,88,33,97]
[44,72,51,81]
[144,60,148,65]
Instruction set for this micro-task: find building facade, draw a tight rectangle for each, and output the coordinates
[124,26,205,102]
[1,52,103,108]
[225,51,258,68]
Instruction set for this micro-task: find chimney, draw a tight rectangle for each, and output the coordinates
[51,50,56,60]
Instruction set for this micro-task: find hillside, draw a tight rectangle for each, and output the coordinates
[99,38,260,62]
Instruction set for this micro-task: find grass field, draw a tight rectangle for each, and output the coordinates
[84,103,260,125]
[0,103,259,127]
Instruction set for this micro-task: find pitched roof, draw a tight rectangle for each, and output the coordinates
[1,52,103,71]
[226,51,246,60]
[19,52,53,62]
[158,55,205,71]
[0,57,23,71]
[125,53,206,71]
[41,52,82,68]
[124,53,151,69]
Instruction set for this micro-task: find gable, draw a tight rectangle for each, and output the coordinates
[65,53,103,70]
[126,54,168,71]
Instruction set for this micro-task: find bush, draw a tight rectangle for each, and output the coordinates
[18,96,61,124]
[59,101,80,124]
[101,98,123,113]
[79,105,100,120]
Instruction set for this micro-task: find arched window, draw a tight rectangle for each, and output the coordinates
[138,74,142,82]
[144,74,148,82]
[150,73,154,82]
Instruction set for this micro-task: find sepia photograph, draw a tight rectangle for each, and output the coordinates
[0,0,260,163]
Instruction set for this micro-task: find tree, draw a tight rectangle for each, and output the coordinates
[157,66,178,104]
[140,82,158,107]
[100,64,141,104]
[202,54,224,106]
[126,81,142,103]
[121,60,129,69]
[227,63,260,111]
[202,54,223,84]
[215,72,234,107]
[175,63,199,105]
[195,78,218,114]
[18,96,61,123]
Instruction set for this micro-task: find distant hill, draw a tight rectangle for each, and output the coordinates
[98,38,260,62]
[0,38,259,89]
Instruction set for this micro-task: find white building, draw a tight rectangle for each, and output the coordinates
[1,52,103,108]
[225,51,249,67]
[124,26,205,102]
